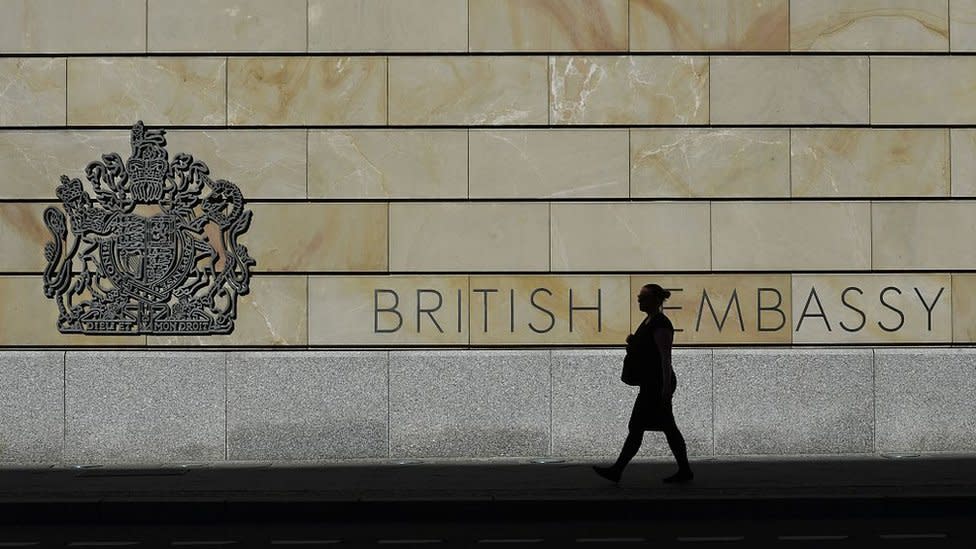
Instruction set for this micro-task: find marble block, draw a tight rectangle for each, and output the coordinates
[631,129,789,198]
[872,201,976,269]
[227,352,389,460]
[551,349,712,458]
[951,0,976,50]
[0,0,145,53]
[0,58,65,126]
[713,349,874,455]
[630,0,789,51]
[872,57,976,124]
[550,56,708,125]
[67,58,226,126]
[309,0,467,52]
[389,202,549,271]
[469,129,629,199]
[148,0,306,53]
[227,57,387,125]
[469,0,628,52]
[790,0,948,51]
[710,56,869,124]
[791,129,949,197]
[875,348,976,452]
[64,352,225,463]
[389,56,548,125]
[711,201,871,271]
[389,350,550,457]
[308,130,467,199]
[0,351,63,463]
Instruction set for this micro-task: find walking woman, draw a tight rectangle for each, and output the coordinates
[593,283,694,484]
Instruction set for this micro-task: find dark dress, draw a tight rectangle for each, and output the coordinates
[627,312,678,432]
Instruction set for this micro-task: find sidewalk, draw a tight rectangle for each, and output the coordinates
[3,453,976,503]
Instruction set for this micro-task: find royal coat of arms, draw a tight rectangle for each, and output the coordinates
[42,121,255,335]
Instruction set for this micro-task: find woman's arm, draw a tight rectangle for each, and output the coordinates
[653,327,674,396]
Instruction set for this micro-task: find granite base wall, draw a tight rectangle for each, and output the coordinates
[2,348,974,464]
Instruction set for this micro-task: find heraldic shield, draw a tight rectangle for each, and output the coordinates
[42,121,255,335]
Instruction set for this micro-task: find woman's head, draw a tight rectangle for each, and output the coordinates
[638,283,671,313]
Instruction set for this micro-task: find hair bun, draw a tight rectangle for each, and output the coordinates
[663,289,671,299]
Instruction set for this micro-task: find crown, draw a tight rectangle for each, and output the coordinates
[126,121,169,202]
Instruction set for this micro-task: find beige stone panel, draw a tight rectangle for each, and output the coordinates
[148,276,307,346]
[308,276,468,345]
[630,0,789,51]
[308,130,467,199]
[389,203,549,271]
[0,58,65,126]
[791,0,948,51]
[0,203,52,272]
[469,276,631,345]
[550,56,708,125]
[952,274,976,342]
[388,56,548,125]
[389,56,548,126]
[630,275,792,345]
[792,274,951,344]
[873,202,976,269]
[631,129,789,198]
[168,131,306,199]
[148,0,305,52]
[469,0,627,52]
[67,58,225,126]
[872,57,976,124]
[0,0,145,53]
[951,129,976,196]
[0,276,145,346]
[792,129,949,197]
[951,0,976,50]
[309,0,466,52]
[245,204,387,272]
[469,130,628,198]
[0,130,305,200]
[0,130,125,199]
[227,57,386,125]
[711,202,871,270]
[550,202,710,271]
[710,56,869,124]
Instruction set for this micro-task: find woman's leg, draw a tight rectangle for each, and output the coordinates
[593,428,643,482]
[612,428,644,472]
[663,420,691,473]
[661,417,694,483]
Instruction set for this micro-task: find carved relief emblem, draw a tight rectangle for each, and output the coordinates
[42,121,255,334]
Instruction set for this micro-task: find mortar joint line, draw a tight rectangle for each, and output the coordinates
[387,350,391,458]
[63,350,67,463]
[224,352,229,460]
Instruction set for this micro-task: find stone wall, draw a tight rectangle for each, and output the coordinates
[2,0,975,463]
[4,349,975,463]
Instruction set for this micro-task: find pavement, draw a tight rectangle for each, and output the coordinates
[2,453,976,507]
[2,454,976,547]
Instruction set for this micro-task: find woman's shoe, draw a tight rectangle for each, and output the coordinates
[662,469,694,484]
[592,465,621,483]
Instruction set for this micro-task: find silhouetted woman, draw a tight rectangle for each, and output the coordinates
[593,283,693,484]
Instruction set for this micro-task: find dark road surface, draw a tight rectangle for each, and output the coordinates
[2,455,975,547]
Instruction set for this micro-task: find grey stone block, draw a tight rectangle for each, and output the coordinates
[227,351,388,460]
[876,348,976,453]
[390,350,550,458]
[65,352,224,463]
[714,348,874,455]
[552,349,712,458]
[0,351,63,463]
